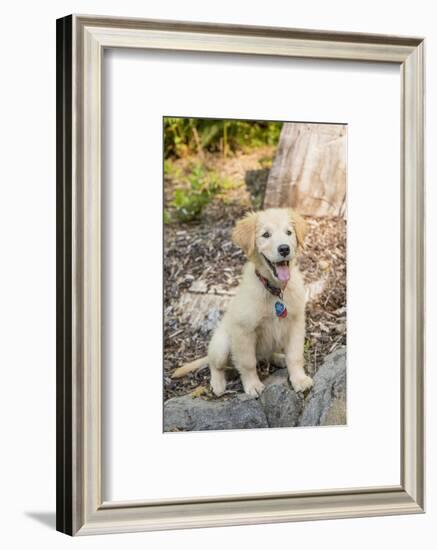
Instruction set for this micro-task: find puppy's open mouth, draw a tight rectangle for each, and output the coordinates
[262,254,290,282]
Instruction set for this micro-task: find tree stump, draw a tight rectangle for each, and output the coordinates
[263,123,347,217]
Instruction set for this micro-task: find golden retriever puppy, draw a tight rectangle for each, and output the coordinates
[172,208,313,397]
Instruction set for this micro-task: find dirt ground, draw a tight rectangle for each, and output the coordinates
[163,151,346,401]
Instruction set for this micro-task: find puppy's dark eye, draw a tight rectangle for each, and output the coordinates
[262,232,270,238]
[286,230,292,236]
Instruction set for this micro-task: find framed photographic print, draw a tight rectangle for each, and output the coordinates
[56,14,425,536]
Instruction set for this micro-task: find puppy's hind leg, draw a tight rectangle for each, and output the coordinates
[208,327,229,396]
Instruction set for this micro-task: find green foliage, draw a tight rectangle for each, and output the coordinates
[258,155,274,169]
[164,117,282,158]
[164,159,182,179]
[170,164,235,222]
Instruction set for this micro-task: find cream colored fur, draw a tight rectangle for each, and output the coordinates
[172,208,313,397]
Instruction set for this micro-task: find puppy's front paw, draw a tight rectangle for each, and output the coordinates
[211,377,226,397]
[243,379,265,397]
[290,373,313,393]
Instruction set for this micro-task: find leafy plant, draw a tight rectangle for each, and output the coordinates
[164,118,282,158]
[164,159,182,179]
[170,164,235,222]
[258,155,274,169]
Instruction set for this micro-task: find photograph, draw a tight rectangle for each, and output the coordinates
[163,117,347,432]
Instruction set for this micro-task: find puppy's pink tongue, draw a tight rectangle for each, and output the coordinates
[276,264,290,282]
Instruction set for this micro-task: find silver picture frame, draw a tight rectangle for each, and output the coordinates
[56,14,425,536]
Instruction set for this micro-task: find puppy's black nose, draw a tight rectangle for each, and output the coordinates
[278,244,290,257]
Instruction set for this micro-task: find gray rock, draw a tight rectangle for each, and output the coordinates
[177,292,230,332]
[163,347,346,432]
[299,347,347,426]
[164,367,303,432]
[164,394,268,432]
[199,309,222,336]
[321,397,347,426]
[260,369,303,427]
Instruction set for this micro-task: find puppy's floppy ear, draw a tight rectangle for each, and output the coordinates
[289,209,308,248]
[232,212,257,257]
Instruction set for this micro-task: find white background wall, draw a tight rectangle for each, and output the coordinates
[0,0,434,547]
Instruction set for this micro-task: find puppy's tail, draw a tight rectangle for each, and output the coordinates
[171,356,209,379]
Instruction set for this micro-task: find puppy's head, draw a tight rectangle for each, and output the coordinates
[232,208,307,283]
